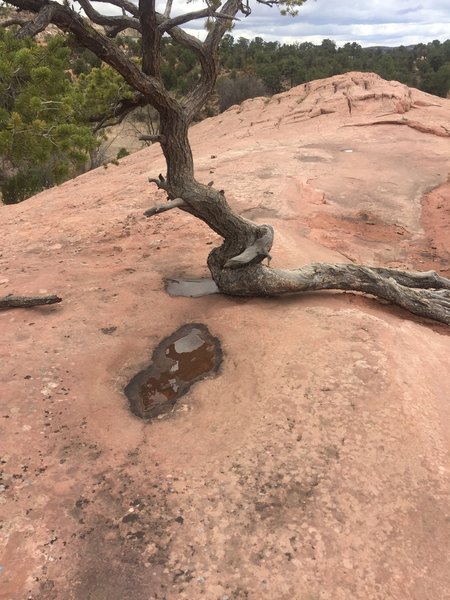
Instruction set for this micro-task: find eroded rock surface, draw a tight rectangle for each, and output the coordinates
[1,73,450,600]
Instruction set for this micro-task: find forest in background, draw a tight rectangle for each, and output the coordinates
[1,22,449,203]
[218,35,450,100]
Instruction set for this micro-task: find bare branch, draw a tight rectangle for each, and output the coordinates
[0,294,62,309]
[369,267,450,290]
[166,23,206,59]
[90,94,149,132]
[76,0,139,33]
[144,197,185,217]
[139,134,166,143]
[15,3,56,38]
[182,0,242,119]
[161,8,238,32]
[148,173,168,190]
[0,16,28,27]
[205,0,242,50]
[139,0,161,79]
[104,23,132,37]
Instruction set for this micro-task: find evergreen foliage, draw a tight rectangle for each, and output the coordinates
[218,36,450,98]
[73,64,134,124]
[1,17,449,205]
[0,29,96,203]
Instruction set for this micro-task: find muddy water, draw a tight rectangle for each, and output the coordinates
[124,324,222,420]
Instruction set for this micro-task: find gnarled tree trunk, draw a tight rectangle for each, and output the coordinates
[152,109,450,325]
[3,0,450,325]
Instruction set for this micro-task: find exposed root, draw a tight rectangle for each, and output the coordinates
[211,262,450,325]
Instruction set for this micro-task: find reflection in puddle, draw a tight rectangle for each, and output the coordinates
[125,324,222,420]
[165,277,219,297]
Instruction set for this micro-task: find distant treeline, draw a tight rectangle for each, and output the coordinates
[1,26,449,203]
[215,35,450,105]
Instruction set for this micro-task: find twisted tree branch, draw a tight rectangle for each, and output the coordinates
[160,8,238,32]
[15,3,56,38]
[75,0,139,32]
[224,225,273,268]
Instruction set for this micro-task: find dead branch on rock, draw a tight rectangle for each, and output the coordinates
[0,294,62,309]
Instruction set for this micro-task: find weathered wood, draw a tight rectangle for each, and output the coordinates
[144,197,185,216]
[209,261,450,325]
[0,294,62,309]
[224,225,274,268]
[14,3,55,38]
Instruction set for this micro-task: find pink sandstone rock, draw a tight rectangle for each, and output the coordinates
[0,72,449,599]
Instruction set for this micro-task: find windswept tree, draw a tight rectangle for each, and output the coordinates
[2,0,450,324]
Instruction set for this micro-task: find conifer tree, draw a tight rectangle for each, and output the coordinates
[0,29,96,202]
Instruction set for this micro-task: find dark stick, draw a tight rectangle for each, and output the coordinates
[0,294,62,309]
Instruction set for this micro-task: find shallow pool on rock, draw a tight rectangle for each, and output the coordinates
[165,277,219,297]
[124,324,222,420]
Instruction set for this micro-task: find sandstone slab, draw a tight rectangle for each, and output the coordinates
[1,73,450,600]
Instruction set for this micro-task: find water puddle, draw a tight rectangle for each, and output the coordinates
[124,324,222,420]
[165,277,219,297]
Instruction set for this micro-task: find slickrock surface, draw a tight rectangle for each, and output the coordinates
[1,72,450,600]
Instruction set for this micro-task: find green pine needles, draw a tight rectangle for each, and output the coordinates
[0,30,96,203]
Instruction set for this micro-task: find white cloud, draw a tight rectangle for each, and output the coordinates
[184,0,450,46]
[90,0,450,46]
[248,0,450,46]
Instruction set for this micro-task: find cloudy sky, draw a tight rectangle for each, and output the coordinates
[179,0,450,47]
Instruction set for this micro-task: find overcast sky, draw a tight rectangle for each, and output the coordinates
[179,0,450,47]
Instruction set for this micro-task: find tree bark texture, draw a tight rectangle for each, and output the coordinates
[4,0,450,325]
[155,111,450,325]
